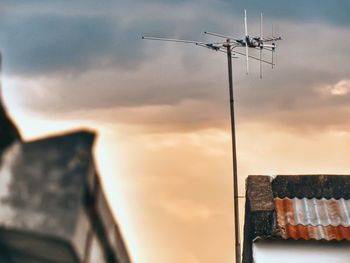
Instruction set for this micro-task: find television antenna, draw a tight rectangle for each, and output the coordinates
[142,10,282,263]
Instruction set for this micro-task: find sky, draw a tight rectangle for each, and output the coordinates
[1,1,350,262]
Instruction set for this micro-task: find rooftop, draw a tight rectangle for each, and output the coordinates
[243,175,350,263]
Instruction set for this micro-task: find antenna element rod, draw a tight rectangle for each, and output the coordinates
[260,13,263,79]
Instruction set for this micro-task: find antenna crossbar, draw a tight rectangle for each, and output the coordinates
[204,31,239,41]
[142,36,207,45]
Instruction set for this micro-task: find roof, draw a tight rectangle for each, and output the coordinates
[275,197,350,241]
[272,175,350,199]
[243,175,350,263]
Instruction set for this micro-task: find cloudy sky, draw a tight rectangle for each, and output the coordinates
[1,1,350,262]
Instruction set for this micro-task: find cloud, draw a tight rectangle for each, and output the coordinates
[320,79,350,96]
[2,0,350,76]
[230,0,350,26]
[0,0,234,75]
[0,13,146,75]
[4,20,350,135]
[4,46,228,111]
[2,1,350,138]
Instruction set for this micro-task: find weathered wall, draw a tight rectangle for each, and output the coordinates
[0,130,131,262]
[243,176,275,263]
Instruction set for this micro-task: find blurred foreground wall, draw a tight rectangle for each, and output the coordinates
[0,98,131,263]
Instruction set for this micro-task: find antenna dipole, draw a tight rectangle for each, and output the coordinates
[272,24,274,69]
[244,10,249,75]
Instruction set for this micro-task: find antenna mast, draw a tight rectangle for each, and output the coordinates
[142,10,281,263]
[225,39,241,263]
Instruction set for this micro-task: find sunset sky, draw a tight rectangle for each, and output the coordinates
[1,1,350,262]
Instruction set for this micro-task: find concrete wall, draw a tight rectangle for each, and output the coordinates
[0,131,131,263]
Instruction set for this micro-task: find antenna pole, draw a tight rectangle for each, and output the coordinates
[226,41,241,263]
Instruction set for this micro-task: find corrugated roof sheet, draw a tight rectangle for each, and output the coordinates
[275,198,350,241]
[279,224,350,241]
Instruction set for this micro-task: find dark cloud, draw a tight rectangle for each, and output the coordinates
[0,13,161,75]
[226,0,350,27]
[1,0,349,76]
[0,0,226,75]
[0,15,116,74]
[2,1,350,135]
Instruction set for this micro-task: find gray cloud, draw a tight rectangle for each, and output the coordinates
[1,0,350,76]
[230,0,350,26]
[0,14,117,74]
[0,0,230,75]
[235,21,350,131]
[3,1,350,135]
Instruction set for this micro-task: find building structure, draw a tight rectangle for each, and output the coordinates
[243,175,350,263]
[0,75,131,262]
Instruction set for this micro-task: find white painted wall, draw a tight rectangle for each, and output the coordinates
[253,240,350,263]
